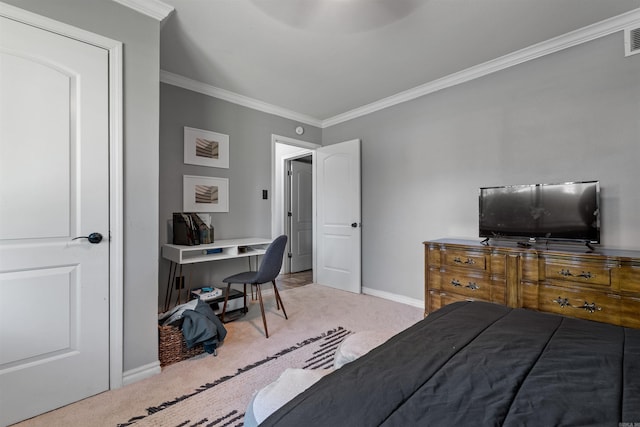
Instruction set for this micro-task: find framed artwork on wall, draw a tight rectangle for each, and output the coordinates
[184,126,229,168]
[183,175,229,212]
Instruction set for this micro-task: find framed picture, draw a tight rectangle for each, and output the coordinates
[183,175,229,212]
[184,126,229,168]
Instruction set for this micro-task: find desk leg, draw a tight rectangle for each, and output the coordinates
[243,283,247,313]
[173,264,184,308]
[186,269,193,298]
[164,261,176,312]
[249,255,259,301]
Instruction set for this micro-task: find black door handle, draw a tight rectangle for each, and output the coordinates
[72,232,103,244]
[351,223,358,228]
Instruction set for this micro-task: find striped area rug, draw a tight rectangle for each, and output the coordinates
[117,326,352,427]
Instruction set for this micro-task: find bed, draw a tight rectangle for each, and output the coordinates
[259,301,640,426]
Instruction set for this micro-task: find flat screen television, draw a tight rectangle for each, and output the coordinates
[479,180,600,244]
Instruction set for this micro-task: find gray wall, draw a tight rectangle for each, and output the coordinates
[159,83,321,306]
[323,31,640,302]
[4,0,161,372]
[14,0,637,375]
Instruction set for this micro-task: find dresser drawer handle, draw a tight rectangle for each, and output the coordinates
[552,296,602,313]
[450,279,462,287]
[454,257,475,265]
[466,282,480,290]
[558,269,595,280]
[553,297,571,307]
[579,301,602,313]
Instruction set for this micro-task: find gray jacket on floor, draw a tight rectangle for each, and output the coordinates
[181,299,227,353]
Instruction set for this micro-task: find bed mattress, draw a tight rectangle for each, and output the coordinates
[261,301,640,426]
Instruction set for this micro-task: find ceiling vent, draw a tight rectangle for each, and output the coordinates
[624,27,640,57]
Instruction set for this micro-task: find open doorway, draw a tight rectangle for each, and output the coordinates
[286,155,312,273]
[272,135,362,292]
[271,135,320,276]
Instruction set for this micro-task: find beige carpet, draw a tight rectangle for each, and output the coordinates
[14,284,423,427]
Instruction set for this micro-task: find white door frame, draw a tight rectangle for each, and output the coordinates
[271,135,320,276]
[0,3,124,389]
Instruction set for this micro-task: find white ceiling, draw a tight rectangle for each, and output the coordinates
[158,0,640,125]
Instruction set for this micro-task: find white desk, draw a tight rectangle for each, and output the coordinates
[161,237,272,311]
[162,237,272,264]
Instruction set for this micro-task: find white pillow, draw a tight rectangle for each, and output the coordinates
[247,368,333,425]
[333,330,395,369]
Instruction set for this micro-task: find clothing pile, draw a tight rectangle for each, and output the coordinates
[159,299,227,355]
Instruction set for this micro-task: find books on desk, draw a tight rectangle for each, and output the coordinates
[191,287,223,301]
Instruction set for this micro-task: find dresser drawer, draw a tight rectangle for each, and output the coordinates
[427,245,442,267]
[427,268,443,290]
[439,291,482,307]
[544,260,612,288]
[621,296,640,328]
[619,264,640,293]
[443,250,487,271]
[427,289,442,314]
[440,271,491,300]
[538,284,620,325]
[520,255,540,282]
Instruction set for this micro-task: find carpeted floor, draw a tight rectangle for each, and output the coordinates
[13,283,423,427]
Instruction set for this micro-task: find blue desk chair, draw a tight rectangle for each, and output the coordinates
[221,235,288,338]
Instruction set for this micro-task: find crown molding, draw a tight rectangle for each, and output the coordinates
[160,70,323,128]
[159,8,640,129]
[321,8,640,128]
[111,0,174,22]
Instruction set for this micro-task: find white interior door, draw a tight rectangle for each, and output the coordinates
[315,139,361,293]
[0,15,110,426]
[289,159,312,272]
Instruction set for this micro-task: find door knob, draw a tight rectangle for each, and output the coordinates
[72,232,103,244]
[351,222,358,228]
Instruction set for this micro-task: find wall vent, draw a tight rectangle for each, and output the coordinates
[624,27,640,57]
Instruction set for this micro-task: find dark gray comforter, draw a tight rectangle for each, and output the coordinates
[261,301,640,426]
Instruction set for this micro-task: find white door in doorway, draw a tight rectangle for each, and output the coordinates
[0,15,110,426]
[315,139,361,293]
[289,159,312,272]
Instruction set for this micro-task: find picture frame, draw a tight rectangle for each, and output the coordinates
[183,175,229,212]
[184,126,229,169]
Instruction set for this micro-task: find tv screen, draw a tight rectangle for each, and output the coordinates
[479,181,600,243]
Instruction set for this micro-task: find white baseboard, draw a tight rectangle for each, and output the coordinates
[121,361,161,387]
[362,286,423,309]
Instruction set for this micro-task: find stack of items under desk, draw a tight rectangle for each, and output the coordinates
[158,287,245,367]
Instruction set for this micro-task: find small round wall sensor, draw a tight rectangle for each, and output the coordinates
[295,126,304,135]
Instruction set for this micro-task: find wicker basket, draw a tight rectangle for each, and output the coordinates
[158,322,204,367]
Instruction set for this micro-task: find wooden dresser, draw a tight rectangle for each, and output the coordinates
[424,238,640,328]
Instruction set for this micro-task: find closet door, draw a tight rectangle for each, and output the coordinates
[0,14,110,425]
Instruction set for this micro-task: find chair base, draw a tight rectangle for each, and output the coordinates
[222,280,287,338]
